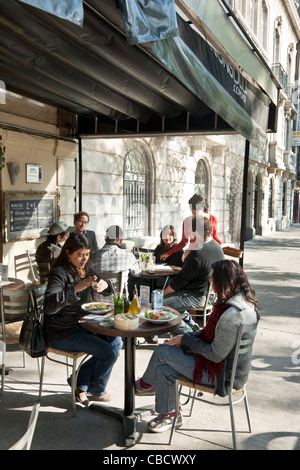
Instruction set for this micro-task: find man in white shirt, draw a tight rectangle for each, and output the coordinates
[90,225,140,289]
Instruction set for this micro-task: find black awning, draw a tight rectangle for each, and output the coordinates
[0,0,277,146]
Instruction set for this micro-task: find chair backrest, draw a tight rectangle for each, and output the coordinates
[35,261,51,284]
[229,322,257,392]
[26,250,40,284]
[188,282,214,327]
[30,283,47,321]
[14,253,36,285]
[0,289,31,344]
[1,289,30,323]
[203,283,213,310]
[9,402,40,450]
[99,272,123,293]
[90,272,123,302]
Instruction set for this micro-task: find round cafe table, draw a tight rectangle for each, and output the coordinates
[139,266,176,291]
[80,307,181,447]
[2,277,25,291]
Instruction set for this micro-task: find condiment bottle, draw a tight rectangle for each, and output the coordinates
[129,285,142,314]
[123,284,130,313]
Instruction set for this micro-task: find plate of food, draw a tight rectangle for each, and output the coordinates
[81,302,113,314]
[141,310,176,323]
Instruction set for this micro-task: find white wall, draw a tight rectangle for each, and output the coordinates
[0,94,77,280]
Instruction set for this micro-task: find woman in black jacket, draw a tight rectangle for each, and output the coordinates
[43,233,122,406]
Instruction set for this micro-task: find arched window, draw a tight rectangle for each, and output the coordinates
[195,159,209,201]
[123,147,150,238]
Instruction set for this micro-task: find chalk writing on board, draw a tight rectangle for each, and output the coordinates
[9,199,54,232]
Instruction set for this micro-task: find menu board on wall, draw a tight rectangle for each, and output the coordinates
[9,199,54,232]
[4,192,59,241]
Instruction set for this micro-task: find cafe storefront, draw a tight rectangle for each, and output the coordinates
[0,0,279,278]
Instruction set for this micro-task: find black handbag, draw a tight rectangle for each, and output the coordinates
[19,291,46,358]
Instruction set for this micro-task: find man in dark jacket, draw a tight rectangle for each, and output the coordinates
[73,211,98,252]
[163,216,224,333]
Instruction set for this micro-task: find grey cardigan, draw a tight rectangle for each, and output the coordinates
[181,293,259,396]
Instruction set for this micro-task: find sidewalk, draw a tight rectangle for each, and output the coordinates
[1,225,300,451]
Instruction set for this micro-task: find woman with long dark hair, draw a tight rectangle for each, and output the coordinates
[154,225,184,268]
[43,233,122,406]
[134,259,259,433]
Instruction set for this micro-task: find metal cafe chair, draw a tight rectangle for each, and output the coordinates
[38,348,89,417]
[14,253,37,287]
[169,322,257,450]
[26,249,40,285]
[90,271,124,302]
[0,288,30,395]
[36,281,89,417]
[9,402,40,450]
[188,283,214,328]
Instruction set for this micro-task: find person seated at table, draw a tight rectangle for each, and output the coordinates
[72,211,98,253]
[90,225,140,291]
[160,194,222,264]
[35,221,75,284]
[135,259,260,433]
[153,224,184,288]
[43,233,122,406]
[163,216,224,334]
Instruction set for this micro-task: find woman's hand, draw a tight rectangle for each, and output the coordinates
[93,278,109,293]
[163,335,183,347]
[74,275,106,293]
[160,253,169,261]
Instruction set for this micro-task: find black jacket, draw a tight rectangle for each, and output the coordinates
[43,265,112,343]
[170,239,224,296]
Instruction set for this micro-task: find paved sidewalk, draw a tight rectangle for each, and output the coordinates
[1,224,299,452]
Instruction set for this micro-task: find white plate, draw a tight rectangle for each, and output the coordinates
[81,302,113,314]
[141,310,176,323]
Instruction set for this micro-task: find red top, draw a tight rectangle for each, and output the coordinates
[165,214,222,258]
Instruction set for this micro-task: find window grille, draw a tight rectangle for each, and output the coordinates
[123,148,150,238]
[195,159,209,201]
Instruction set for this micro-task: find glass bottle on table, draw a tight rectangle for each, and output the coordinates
[129,285,142,314]
[123,284,130,313]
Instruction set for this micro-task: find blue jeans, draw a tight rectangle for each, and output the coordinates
[49,331,122,398]
[163,290,206,312]
[163,290,207,335]
[142,344,213,414]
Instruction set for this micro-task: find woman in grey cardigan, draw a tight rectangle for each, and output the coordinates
[135,259,260,433]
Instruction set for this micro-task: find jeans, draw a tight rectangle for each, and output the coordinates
[163,290,206,312]
[163,290,207,335]
[143,344,213,414]
[49,331,122,398]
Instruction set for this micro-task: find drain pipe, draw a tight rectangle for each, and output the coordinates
[78,137,83,211]
[239,139,250,267]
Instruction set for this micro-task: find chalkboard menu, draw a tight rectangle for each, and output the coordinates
[4,192,59,241]
[9,199,54,232]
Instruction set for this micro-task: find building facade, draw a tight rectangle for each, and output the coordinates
[77,0,300,246]
[1,0,299,281]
